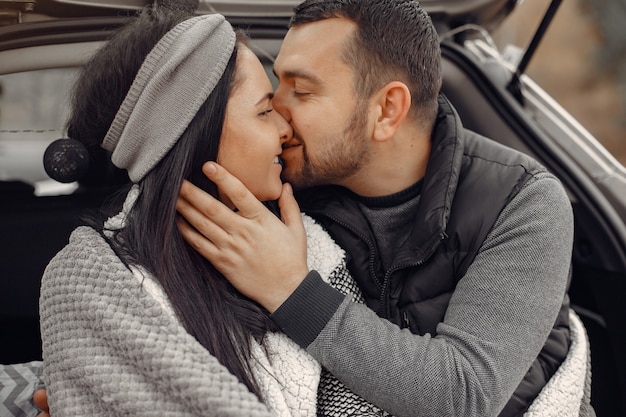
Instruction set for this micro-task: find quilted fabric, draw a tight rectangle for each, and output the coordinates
[523,309,595,417]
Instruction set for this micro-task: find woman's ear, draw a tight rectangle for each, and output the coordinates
[371,81,411,142]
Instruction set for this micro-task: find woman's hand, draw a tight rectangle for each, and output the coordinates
[33,388,50,417]
[177,162,309,313]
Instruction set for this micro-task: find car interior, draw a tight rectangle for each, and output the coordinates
[1,5,625,416]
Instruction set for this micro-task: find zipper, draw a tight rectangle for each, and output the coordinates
[402,311,410,328]
[309,209,448,320]
[318,211,383,289]
[378,231,448,319]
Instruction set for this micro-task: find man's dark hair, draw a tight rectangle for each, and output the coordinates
[291,0,442,126]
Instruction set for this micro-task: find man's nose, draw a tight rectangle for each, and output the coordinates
[272,88,290,122]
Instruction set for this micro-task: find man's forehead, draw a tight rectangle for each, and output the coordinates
[275,19,354,76]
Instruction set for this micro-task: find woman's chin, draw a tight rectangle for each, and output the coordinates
[256,184,283,202]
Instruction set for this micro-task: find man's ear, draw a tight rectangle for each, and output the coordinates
[371,81,411,142]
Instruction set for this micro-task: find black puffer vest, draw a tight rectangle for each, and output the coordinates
[298,95,571,417]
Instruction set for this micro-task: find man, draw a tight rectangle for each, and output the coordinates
[176,0,592,416]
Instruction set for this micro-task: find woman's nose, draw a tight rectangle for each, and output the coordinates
[275,111,293,143]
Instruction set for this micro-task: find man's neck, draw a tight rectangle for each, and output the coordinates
[344,130,431,198]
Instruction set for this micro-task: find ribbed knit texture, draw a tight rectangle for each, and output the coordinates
[271,272,345,348]
[357,181,422,271]
[101,14,236,182]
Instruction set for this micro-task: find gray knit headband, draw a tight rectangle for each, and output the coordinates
[102,13,236,182]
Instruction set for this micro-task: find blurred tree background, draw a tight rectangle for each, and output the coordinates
[492,0,626,166]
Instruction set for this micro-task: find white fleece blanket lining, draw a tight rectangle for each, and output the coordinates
[133,214,345,417]
[523,309,588,417]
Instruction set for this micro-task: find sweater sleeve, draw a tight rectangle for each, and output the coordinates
[40,227,272,417]
[272,173,574,417]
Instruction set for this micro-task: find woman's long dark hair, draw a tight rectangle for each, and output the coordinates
[66,4,276,399]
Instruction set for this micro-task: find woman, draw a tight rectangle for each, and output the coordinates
[39,5,355,416]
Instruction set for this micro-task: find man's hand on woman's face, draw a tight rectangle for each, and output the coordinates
[176,162,309,313]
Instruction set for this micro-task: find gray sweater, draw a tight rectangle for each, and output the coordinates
[274,174,594,417]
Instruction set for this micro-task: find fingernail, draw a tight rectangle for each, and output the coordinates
[204,162,217,175]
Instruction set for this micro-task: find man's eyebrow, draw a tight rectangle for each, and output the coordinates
[256,92,274,106]
[272,68,323,85]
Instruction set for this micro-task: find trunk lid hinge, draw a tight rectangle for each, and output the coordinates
[507,0,563,103]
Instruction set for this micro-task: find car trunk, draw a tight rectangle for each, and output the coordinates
[1,0,625,414]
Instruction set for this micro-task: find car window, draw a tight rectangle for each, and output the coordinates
[0,68,79,194]
[0,40,279,198]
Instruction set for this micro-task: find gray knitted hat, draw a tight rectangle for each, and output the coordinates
[102,14,236,182]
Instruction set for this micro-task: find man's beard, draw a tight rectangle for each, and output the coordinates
[282,104,369,190]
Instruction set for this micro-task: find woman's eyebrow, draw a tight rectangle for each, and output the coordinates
[256,92,274,106]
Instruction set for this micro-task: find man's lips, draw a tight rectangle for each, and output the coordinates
[282,142,301,150]
[280,141,302,169]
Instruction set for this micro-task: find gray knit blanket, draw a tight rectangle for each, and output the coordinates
[38,210,368,417]
[40,225,275,416]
